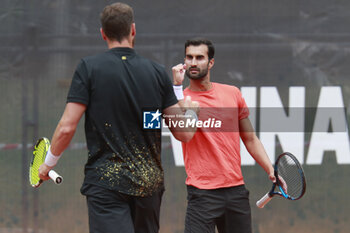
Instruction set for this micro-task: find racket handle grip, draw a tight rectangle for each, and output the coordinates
[256,192,272,208]
[48,170,63,185]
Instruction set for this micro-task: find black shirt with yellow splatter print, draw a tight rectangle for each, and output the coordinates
[67,47,177,197]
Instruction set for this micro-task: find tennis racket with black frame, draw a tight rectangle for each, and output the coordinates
[256,152,306,208]
[29,137,63,188]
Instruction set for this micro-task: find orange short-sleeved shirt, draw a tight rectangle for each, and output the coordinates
[182,82,249,189]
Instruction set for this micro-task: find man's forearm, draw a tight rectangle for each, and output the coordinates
[50,102,86,156]
[244,136,274,175]
[163,101,198,142]
[50,120,76,156]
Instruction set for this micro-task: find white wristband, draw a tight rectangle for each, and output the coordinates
[44,146,62,167]
[173,85,184,100]
[185,109,198,122]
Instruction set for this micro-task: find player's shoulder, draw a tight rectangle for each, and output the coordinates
[148,58,166,72]
[143,59,168,78]
[75,52,106,70]
[126,51,166,72]
[81,50,112,63]
[213,82,241,93]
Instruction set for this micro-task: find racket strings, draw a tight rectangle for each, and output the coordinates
[30,141,47,185]
[277,155,304,199]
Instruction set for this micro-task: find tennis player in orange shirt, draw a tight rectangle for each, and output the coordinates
[172,38,276,233]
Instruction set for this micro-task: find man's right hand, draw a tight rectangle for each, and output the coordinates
[184,96,199,115]
[172,63,186,85]
[38,163,54,182]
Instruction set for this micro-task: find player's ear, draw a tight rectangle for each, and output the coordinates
[208,58,215,69]
[131,23,136,37]
[100,28,107,41]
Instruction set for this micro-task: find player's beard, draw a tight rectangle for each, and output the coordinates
[186,65,209,80]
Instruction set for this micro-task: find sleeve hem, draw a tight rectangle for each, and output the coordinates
[67,97,88,106]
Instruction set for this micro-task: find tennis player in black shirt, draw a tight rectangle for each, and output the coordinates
[39,2,198,233]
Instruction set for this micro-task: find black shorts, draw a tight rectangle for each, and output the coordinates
[185,185,252,233]
[82,184,164,233]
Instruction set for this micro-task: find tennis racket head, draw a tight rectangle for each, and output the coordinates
[274,152,306,200]
[29,137,50,187]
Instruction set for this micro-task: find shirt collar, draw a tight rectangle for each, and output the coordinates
[109,47,136,55]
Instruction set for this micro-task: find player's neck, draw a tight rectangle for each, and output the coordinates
[107,38,134,49]
[189,77,213,91]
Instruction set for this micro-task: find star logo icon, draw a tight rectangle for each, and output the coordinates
[143,109,162,129]
[150,109,162,122]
